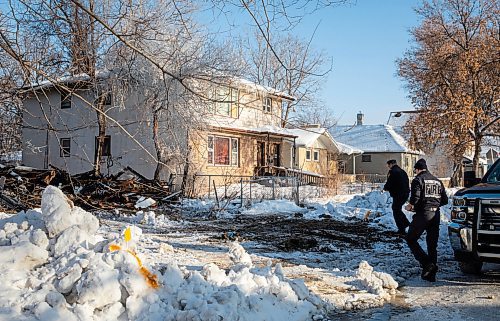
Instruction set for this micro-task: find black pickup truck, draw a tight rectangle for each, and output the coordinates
[448,158,500,274]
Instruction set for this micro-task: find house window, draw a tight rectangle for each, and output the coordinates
[231,138,239,166]
[313,150,319,162]
[61,92,71,109]
[60,138,70,157]
[211,86,239,118]
[306,149,311,161]
[338,160,346,173]
[95,135,111,157]
[208,135,239,166]
[207,136,214,164]
[362,154,372,162]
[263,97,272,113]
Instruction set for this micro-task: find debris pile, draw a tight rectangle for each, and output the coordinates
[0,165,176,212]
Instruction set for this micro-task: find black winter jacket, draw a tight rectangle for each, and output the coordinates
[409,170,448,212]
[383,165,410,199]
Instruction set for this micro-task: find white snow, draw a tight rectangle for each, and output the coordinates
[331,125,420,153]
[0,185,465,320]
[242,200,307,215]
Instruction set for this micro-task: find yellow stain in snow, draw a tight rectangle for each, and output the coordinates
[124,227,132,242]
[108,243,158,289]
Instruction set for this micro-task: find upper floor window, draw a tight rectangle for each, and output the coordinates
[61,92,71,109]
[60,138,71,157]
[210,86,239,118]
[306,149,311,161]
[263,97,272,113]
[313,150,319,162]
[362,154,372,162]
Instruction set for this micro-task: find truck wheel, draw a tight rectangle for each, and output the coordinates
[459,261,483,274]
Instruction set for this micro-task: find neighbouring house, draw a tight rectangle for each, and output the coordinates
[282,126,358,178]
[482,147,499,167]
[330,113,422,176]
[22,73,342,193]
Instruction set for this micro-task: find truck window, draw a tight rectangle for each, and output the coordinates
[485,161,500,183]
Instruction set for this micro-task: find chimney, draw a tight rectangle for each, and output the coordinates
[356,111,364,126]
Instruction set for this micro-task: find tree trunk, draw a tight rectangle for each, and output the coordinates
[153,110,166,181]
[450,161,463,187]
[180,145,192,197]
[94,100,106,177]
[472,136,482,176]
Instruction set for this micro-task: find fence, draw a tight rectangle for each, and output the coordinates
[170,172,391,207]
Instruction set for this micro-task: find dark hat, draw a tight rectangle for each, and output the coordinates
[414,158,428,170]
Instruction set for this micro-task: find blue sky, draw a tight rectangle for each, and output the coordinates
[295,0,422,125]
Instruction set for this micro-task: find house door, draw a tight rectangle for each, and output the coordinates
[272,143,281,167]
[257,141,266,167]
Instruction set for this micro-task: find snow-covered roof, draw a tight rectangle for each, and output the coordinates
[335,141,363,155]
[233,78,296,101]
[21,70,111,92]
[210,124,298,138]
[330,124,419,154]
[285,128,327,147]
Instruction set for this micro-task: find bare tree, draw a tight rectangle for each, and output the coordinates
[247,32,332,127]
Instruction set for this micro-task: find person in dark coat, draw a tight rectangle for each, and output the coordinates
[405,158,448,282]
[383,159,410,234]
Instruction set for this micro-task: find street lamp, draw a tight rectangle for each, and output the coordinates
[386,110,420,125]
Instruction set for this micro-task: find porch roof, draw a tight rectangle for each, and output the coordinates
[209,125,298,139]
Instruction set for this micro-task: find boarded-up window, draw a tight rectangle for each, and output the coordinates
[214,137,230,165]
[60,138,70,157]
[208,135,239,166]
[95,136,111,157]
[61,92,71,109]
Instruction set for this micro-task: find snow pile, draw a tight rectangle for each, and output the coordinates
[355,261,398,300]
[0,186,323,321]
[242,200,307,215]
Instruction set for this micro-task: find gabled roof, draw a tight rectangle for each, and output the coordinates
[285,127,362,155]
[330,124,419,154]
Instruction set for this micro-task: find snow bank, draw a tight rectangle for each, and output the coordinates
[0,186,324,321]
[242,200,307,215]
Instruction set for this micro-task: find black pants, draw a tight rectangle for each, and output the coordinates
[406,211,440,266]
[392,195,410,232]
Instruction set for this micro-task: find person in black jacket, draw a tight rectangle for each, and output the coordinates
[383,160,410,235]
[404,158,448,282]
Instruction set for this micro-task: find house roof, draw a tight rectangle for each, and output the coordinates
[233,78,296,101]
[285,128,327,147]
[285,127,362,155]
[330,124,419,154]
[210,124,298,138]
[21,72,296,101]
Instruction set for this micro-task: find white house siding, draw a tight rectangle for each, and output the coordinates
[22,88,188,178]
